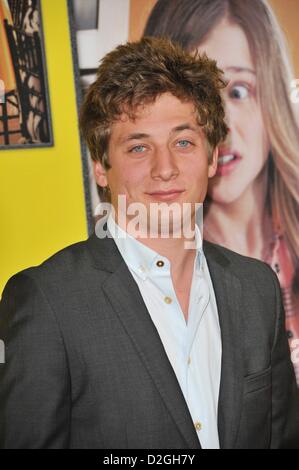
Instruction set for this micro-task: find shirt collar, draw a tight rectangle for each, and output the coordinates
[107,213,203,280]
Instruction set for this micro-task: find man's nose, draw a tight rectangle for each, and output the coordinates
[151,147,179,180]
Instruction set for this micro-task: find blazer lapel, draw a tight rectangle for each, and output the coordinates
[204,241,244,449]
[87,233,201,449]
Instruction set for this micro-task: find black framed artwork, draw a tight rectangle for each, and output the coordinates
[0,0,53,149]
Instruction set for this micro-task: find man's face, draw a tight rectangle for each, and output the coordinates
[94,92,218,233]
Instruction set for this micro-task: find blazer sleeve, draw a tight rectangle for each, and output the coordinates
[269,268,299,449]
[0,273,71,449]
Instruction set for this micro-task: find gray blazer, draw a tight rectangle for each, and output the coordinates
[0,233,299,449]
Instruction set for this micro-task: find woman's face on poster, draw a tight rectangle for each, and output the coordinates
[197,19,270,204]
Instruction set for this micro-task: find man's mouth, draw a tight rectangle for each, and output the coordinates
[146,189,185,201]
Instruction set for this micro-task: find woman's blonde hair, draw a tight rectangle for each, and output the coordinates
[145,0,299,287]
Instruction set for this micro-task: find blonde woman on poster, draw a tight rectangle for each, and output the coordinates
[145,0,299,383]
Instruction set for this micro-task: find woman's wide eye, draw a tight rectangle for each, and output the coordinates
[229,84,249,100]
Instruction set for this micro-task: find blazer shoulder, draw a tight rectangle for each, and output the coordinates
[1,233,120,302]
[3,237,92,291]
[203,239,278,285]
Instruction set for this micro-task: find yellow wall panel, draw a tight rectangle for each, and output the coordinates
[0,0,88,295]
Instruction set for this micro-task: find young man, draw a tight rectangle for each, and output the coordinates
[0,38,298,449]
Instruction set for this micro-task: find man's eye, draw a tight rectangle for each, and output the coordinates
[130,145,146,153]
[177,140,191,148]
[229,85,249,100]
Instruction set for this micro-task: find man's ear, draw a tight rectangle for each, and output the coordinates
[208,147,218,178]
[93,160,108,188]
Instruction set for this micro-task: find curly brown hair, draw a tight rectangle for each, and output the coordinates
[80,36,228,180]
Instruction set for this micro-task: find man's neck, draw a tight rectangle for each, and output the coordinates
[139,235,197,281]
[113,214,199,283]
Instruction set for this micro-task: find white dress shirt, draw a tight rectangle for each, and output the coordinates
[107,215,222,449]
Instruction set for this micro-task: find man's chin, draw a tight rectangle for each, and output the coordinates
[110,195,200,238]
[124,216,195,240]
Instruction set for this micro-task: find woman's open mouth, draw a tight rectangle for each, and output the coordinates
[216,151,242,176]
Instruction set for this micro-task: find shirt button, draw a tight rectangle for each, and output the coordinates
[194,421,202,431]
[164,296,172,304]
[156,260,164,267]
[187,357,191,365]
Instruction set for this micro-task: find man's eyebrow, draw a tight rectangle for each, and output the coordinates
[120,133,150,144]
[119,124,199,144]
[170,123,198,134]
[224,66,256,76]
